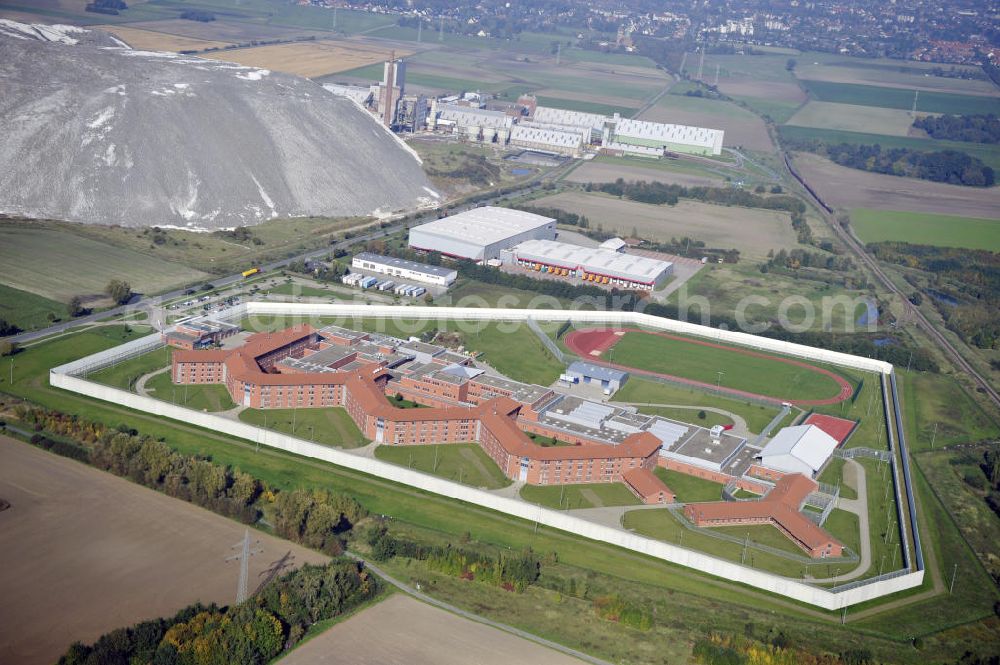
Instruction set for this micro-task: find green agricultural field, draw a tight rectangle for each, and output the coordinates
[239,407,367,449]
[786,101,919,137]
[145,372,235,412]
[375,443,511,490]
[730,95,802,124]
[777,125,1000,171]
[850,209,1000,251]
[899,372,1000,452]
[520,482,641,510]
[799,80,1000,115]
[613,377,781,434]
[653,468,724,503]
[0,283,71,333]
[535,96,638,117]
[3,323,998,661]
[606,330,847,402]
[87,347,173,391]
[0,224,207,302]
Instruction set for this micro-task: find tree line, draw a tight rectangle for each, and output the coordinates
[14,405,367,553]
[366,525,540,592]
[786,139,995,187]
[59,559,379,665]
[585,179,808,215]
[763,248,855,273]
[913,114,1000,144]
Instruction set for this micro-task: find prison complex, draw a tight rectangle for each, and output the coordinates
[170,324,847,557]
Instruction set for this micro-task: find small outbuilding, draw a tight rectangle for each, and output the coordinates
[565,361,628,392]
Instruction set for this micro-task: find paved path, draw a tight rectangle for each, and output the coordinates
[566,503,667,529]
[618,401,750,438]
[135,366,169,397]
[805,458,871,584]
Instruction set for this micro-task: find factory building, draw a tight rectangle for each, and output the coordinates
[509,124,586,157]
[351,252,457,287]
[511,238,673,290]
[378,55,406,127]
[612,117,724,156]
[409,207,557,261]
[429,101,514,143]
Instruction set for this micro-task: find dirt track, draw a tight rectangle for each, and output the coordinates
[0,436,327,665]
[278,593,585,665]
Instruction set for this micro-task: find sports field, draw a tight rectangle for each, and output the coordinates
[0,225,206,302]
[239,406,368,449]
[0,437,327,665]
[785,101,923,137]
[97,24,233,51]
[850,209,1000,251]
[374,443,511,490]
[799,80,1000,115]
[565,328,852,404]
[202,39,414,78]
[530,191,800,259]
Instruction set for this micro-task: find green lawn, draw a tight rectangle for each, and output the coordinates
[520,482,641,510]
[374,443,511,490]
[87,346,173,391]
[268,282,340,298]
[638,406,732,429]
[239,407,367,449]
[614,377,781,434]
[654,468,724,503]
[621,509,860,578]
[608,331,846,402]
[817,457,859,500]
[145,372,236,412]
[0,283,71,332]
[3,322,998,658]
[851,209,1000,252]
[799,80,1000,115]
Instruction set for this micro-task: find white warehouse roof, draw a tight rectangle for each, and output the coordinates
[756,425,838,477]
[435,103,512,129]
[510,125,585,150]
[409,207,556,260]
[514,239,672,285]
[614,118,724,153]
[533,106,607,130]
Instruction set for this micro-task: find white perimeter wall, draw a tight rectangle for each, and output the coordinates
[48,304,918,610]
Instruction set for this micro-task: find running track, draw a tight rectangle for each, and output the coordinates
[564,328,854,406]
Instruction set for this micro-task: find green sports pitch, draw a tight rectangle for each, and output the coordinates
[604,331,850,403]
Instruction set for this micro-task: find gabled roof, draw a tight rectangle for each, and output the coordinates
[623,467,673,499]
[757,425,838,476]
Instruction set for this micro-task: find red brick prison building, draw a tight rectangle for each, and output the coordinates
[164,319,239,350]
[683,474,844,559]
[171,325,663,488]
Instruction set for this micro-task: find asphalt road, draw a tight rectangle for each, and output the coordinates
[4,177,559,345]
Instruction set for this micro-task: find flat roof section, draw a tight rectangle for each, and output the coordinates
[410,207,555,248]
[514,239,672,283]
[353,252,457,279]
[567,360,628,383]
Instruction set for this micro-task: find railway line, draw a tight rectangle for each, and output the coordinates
[782,152,1000,410]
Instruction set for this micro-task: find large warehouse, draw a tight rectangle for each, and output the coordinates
[408,207,557,261]
[511,239,673,290]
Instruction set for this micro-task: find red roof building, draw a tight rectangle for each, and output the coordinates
[683,474,844,559]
